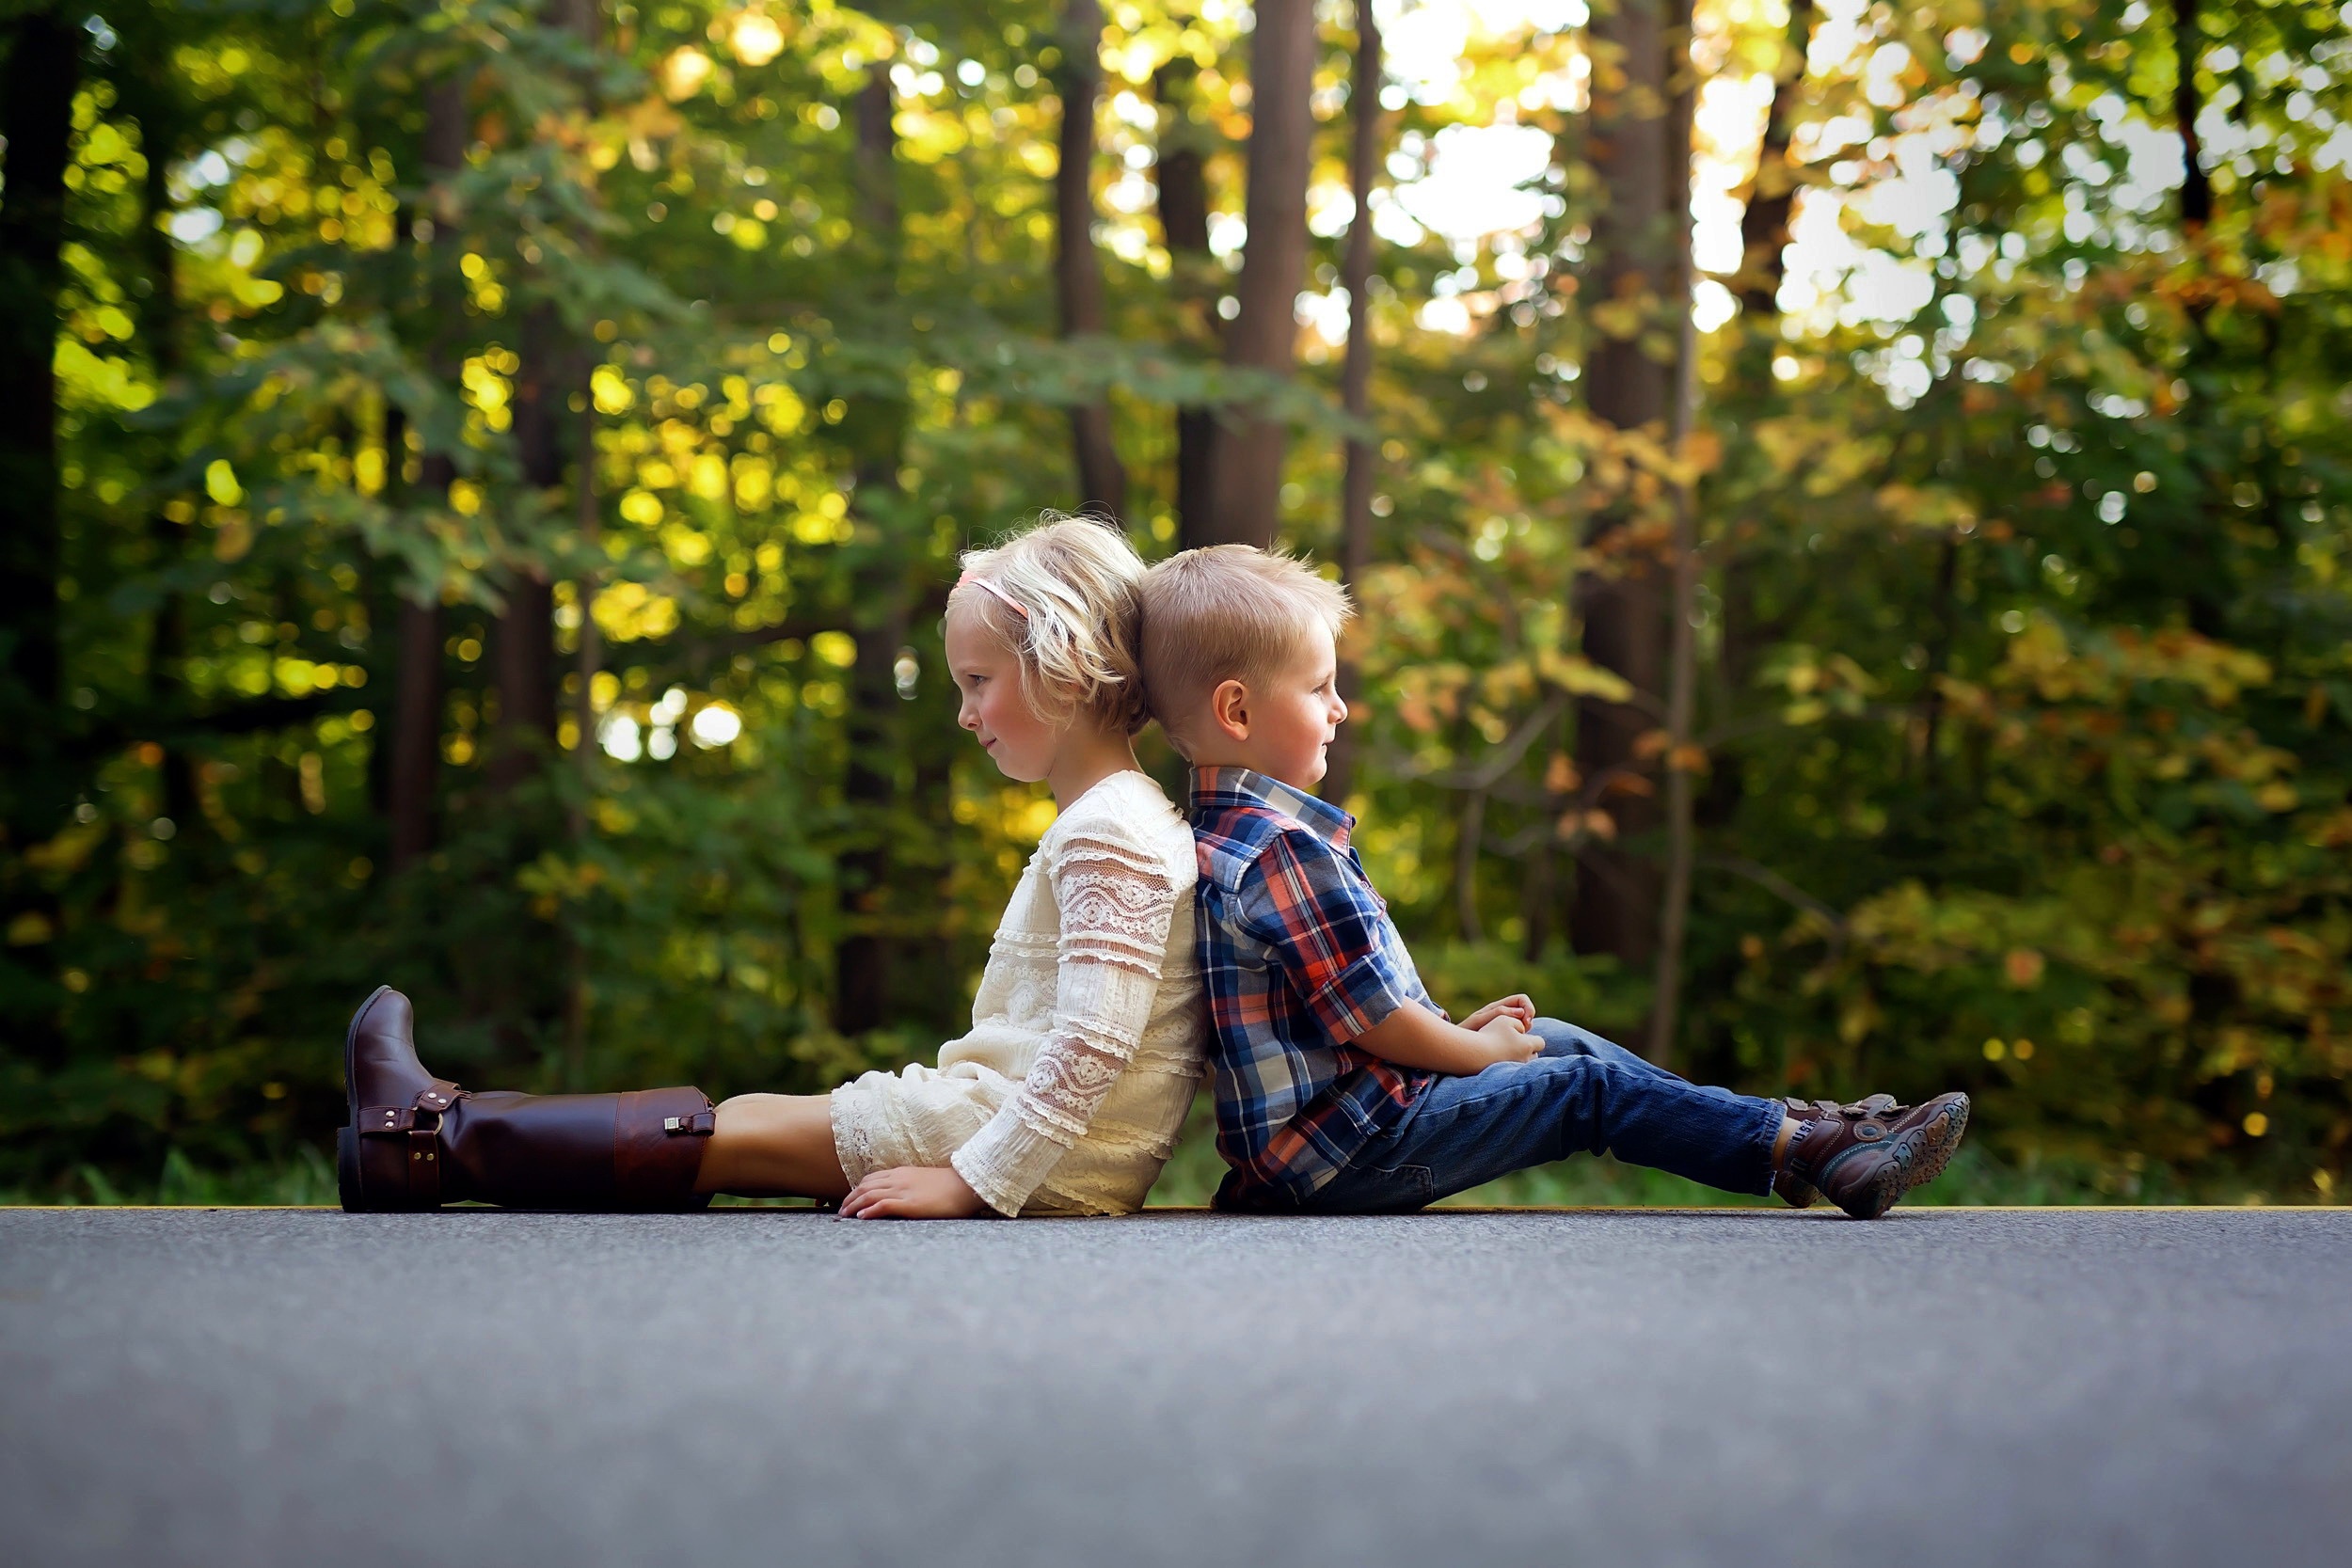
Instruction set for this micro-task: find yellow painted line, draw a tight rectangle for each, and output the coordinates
[1157,1212,2352,1222]
[1402,1212,2343,1222]
[8,1203,2344,1215]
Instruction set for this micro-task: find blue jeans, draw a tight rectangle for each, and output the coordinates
[1297,1019,1784,1212]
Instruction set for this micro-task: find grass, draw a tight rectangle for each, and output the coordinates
[1136,1099,2249,1208]
[1140,1132,2204,1210]
[1,1107,2322,1209]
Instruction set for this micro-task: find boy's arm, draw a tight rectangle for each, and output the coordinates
[1234,831,1536,1077]
[1351,998,1538,1076]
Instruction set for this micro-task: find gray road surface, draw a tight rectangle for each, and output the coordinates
[3,1207,2347,1567]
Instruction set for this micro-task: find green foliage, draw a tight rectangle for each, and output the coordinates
[3,0,2348,1208]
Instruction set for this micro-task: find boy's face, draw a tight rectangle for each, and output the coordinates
[1189,629,1348,788]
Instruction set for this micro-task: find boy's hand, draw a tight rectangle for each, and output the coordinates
[1355,998,1539,1075]
[1477,1013,1541,1064]
[839,1164,993,1220]
[1460,994,1536,1034]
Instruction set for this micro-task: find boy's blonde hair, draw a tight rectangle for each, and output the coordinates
[1137,545,1354,750]
[948,514,1150,735]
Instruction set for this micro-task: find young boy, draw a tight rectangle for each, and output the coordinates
[1138,545,1968,1217]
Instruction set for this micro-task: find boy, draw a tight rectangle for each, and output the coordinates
[1138,546,1968,1217]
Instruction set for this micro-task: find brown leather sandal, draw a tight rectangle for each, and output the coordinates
[338,985,717,1212]
[1774,1091,1970,1219]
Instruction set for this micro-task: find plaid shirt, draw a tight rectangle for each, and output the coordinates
[1189,767,1438,1205]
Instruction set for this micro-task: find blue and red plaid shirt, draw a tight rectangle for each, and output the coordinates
[1189,767,1439,1206]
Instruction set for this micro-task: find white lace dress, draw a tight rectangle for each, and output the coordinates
[829,770,1206,1216]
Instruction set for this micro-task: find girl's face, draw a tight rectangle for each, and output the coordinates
[946,604,1063,784]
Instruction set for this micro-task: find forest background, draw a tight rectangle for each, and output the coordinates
[2,0,2346,1207]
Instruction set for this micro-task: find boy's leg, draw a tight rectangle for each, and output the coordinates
[1529,1017,1685,1080]
[1306,1054,1784,1212]
[1526,1019,1972,1215]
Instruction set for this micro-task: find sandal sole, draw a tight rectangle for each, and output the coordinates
[1903,1095,1970,1194]
[1844,1096,1970,1219]
[1790,1092,1972,1214]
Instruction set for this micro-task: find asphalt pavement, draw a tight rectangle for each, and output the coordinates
[3,1206,2347,1567]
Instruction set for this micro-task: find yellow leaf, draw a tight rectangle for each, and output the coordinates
[689,451,729,500]
[1783,698,1826,725]
[591,365,634,415]
[1534,647,1633,702]
[204,458,244,505]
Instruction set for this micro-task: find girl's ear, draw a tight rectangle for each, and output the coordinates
[1209,678,1250,740]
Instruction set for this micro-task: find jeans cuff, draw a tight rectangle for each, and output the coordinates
[1746,1096,1786,1196]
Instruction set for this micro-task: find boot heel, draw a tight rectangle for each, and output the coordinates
[337,1125,362,1212]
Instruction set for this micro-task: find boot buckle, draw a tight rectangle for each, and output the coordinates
[361,1105,441,1134]
[663,1110,716,1136]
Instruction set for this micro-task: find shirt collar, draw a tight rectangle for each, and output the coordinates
[1188,766,1356,849]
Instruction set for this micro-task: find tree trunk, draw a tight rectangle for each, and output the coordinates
[1705,0,1813,837]
[389,594,444,868]
[492,297,564,794]
[1203,0,1316,548]
[1322,5,1383,807]
[0,5,80,764]
[389,73,472,867]
[834,69,912,1037]
[1735,0,1810,319]
[2167,0,2229,639]
[0,5,84,1066]
[1646,0,1703,1070]
[1154,58,1218,547]
[132,87,201,831]
[2172,0,2211,230]
[1570,0,1677,981]
[1055,0,1127,519]
[491,0,599,792]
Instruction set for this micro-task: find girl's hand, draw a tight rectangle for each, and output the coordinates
[1460,994,1537,1034]
[839,1164,993,1220]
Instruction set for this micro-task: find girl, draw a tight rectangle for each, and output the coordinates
[340,517,1205,1218]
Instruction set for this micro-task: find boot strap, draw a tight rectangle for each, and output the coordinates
[357,1080,466,1207]
[358,1079,467,1133]
[662,1109,716,1136]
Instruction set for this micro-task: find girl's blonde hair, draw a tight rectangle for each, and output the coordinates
[948,514,1150,735]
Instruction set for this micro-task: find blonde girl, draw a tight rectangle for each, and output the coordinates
[339,517,1205,1218]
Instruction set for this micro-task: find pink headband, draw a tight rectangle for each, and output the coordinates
[957,572,1030,620]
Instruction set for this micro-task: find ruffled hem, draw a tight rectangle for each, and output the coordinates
[829,1070,1163,1216]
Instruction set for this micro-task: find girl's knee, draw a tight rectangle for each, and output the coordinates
[712,1093,825,1146]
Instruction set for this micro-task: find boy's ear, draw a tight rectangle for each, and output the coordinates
[1207,678,1250,742]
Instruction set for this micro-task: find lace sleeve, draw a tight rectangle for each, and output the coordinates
[951,828,1179,1216]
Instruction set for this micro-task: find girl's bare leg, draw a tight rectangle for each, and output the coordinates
[693,1093,852,1200]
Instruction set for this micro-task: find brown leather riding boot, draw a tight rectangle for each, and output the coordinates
[1774,1090,1970,1219]
[339,985,717,1212]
